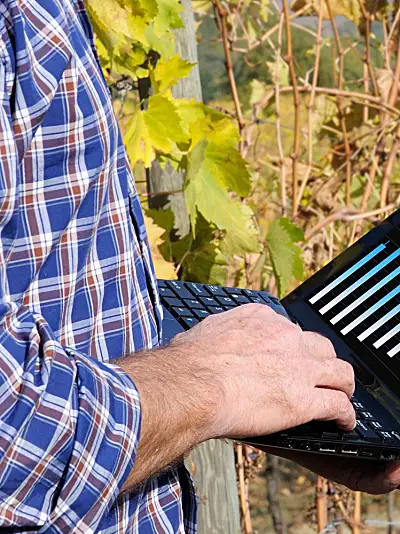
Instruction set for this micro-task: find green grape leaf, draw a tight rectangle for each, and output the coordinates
[146,206,175,235]
[124,0,158,20]
[125,94,188,167]
[183,245,228,285]
[170,216,228,284]
[266,217,305,297]
[144,26,176,58]
[152,55,194,93]
[184,140,258,253]
[155,0,184,31]
[176,100,252,196]
[204,141,251,197]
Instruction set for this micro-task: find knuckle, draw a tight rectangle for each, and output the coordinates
[322,336,336,356]
[342,360,355,381]
[335,391,351,414]
[258,303,275,316]
[316,333,336,356]
[336,360,355,388]
[303,331,337,359]
[243,303,269,315]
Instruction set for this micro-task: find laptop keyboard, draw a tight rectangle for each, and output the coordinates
[158,279,289,327]
[158,279,400,459]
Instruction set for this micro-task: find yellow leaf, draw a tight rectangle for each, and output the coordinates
[125,110,155,167]
[86,0,148,51]
[152,54,194,93]
[144,215,177,280]
[125,94,188,167]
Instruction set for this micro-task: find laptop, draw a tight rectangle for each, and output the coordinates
[159,209,400,461]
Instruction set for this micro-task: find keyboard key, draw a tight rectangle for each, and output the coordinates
[259,291,273,304]
[342,430,360,440]
[166,280,193,299]
[164,297,184,308]
[199,297,219,307]
[243,289,263,298]
[162,306,175,320]
[193,309,210,320]
[369,421,385,431]
[250,297,265,304]
[208,307,225,314]
[171,307,194,318]
[224,287,243,295]
[185,282,210,297]
[352,402,365,410]
[216,296,237,307]
[359,411,376,421]
[356,420,380,440]
[158,280,167,287]
[159,287,176,298]
[180,317,199,328]
[230,294,251,304]
[207,285,228,297]
[378,431,396,442]
[290,424,321,438]
[183,299,204,309]
[269,296,281,305]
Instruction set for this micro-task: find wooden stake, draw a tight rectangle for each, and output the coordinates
[316,476,328,533]
[352,491,361,534]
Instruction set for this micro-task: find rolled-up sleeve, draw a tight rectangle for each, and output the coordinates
[0,305,141,529]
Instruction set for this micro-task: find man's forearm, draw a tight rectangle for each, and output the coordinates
[119,341,221,491]
[119,304,357,493]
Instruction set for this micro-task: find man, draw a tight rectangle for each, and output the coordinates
[0,0,398,532]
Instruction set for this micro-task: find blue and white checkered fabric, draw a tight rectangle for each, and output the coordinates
[0,0,196,532]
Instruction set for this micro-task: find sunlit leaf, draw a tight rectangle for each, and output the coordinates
[266,217,305,298]
[125,94,188,167]
[143,211,177,280]
[184,140,258,253]
[152,55,194,93]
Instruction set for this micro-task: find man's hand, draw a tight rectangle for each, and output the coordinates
[121,303,356,490]
[175,303,355,439]
[259,447,400,494]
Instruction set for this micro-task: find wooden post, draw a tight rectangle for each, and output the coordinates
[146,1,241,532]
[188,441,241,534]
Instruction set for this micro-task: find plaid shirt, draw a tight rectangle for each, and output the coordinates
[0,0,196,532]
